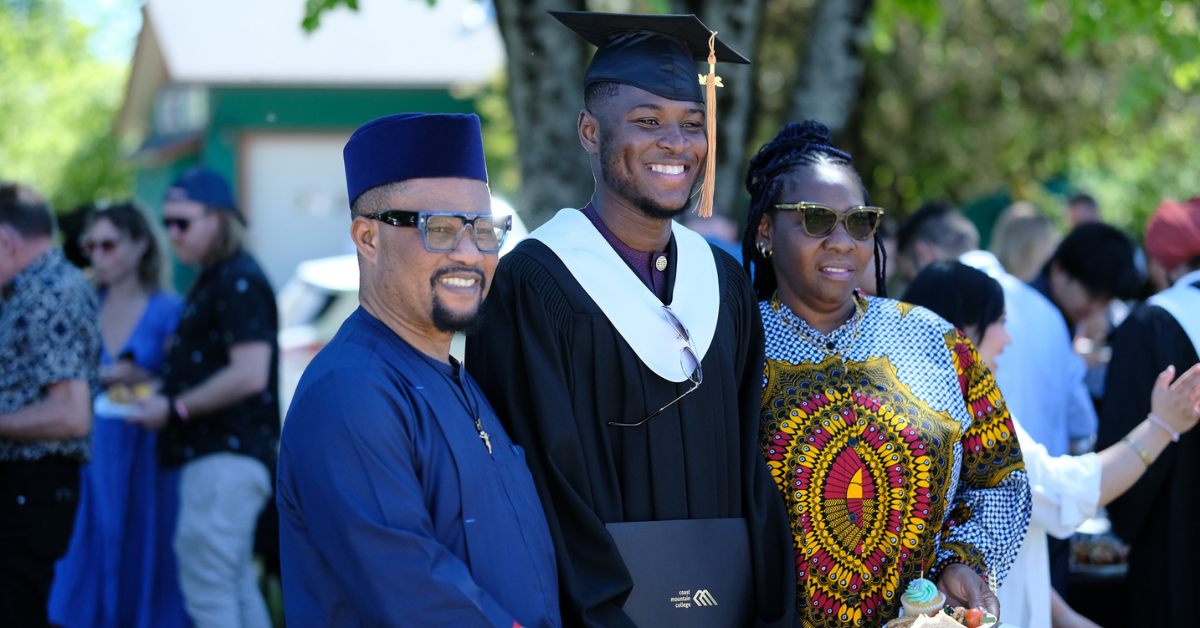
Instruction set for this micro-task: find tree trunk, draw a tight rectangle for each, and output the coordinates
[785,0,875,136]
[492,0,593,228]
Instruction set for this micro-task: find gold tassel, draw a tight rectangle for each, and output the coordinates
[696,31,722,218]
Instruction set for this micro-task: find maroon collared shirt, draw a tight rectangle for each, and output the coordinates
[580,204,670,303]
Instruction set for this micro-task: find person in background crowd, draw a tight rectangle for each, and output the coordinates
[1066,193,1100,228]
[893,199,979,284]
[683,212,742,259]
[127,167,279,628]
[48,203,190,628]
[1028,223,1141,341]
[1098,197,1200,627]
[58,204,95,270]
[744,122,1030,627]
[278,112,559,628]
[467,12,796,627]
[0,182,100,627]
[903,260,1200,628]
[989,203,1059,283]
[898,201,1101,599]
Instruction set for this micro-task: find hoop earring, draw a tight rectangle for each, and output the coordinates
[757,242,773,259]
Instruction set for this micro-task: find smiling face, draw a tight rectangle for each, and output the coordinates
[584,84,706,220]
[352,178,497,338]
[84,217,146,286]
[758,161,874,315]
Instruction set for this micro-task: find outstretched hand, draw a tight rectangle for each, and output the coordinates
[936,563,999,618]
[1150,363,1200,436]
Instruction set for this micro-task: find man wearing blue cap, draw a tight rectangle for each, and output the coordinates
[276,112,560,628]
[130,167,279,628]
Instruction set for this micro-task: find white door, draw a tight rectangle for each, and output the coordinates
[241,133,355,290]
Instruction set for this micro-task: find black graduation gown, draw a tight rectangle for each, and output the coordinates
[1096,302,1200,626]
[465,239,796,628]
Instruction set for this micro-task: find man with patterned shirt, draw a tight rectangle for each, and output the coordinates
[0,182,101,626]
[130,167,279,628]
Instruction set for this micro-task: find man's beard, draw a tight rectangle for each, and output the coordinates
[599,137,692,221]
[430,267,487,335]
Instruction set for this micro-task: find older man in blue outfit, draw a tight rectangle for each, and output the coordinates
[276,113,560,628]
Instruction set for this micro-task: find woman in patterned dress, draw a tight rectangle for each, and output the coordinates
[740,121,1032,628]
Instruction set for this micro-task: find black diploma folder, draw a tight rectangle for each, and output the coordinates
[605,517,754,628]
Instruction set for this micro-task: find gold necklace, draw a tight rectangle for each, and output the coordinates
[769,292,866,362]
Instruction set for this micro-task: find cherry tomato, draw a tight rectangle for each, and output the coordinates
[964,608,984,628]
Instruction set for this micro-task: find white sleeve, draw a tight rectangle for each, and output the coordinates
[1013,417,1102,539]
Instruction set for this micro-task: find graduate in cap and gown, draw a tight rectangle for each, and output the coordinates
[1097,197,1200,627]
[465,12,796,628]
[276,113,561,628]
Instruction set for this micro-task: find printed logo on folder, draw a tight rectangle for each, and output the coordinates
[607,518,752,627]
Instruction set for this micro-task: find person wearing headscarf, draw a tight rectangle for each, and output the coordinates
[276,113,559,628]
[1096,197,1200,626]
[742,121,1031,627]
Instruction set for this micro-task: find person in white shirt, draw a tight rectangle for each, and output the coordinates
[898,202,1109,598]
[903,260,1200,628]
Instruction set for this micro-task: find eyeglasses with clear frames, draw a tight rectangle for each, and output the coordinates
[608,306,703,428]
[366,210,513,254]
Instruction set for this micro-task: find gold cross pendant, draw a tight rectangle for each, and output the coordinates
[479,430,493,454]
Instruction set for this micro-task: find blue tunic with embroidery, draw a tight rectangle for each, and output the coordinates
[277,308,560,628]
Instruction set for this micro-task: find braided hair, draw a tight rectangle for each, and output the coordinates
[741,120,887,300]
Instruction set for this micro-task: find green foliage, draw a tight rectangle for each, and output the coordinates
[302,0,358,33]
[0,0,132,212]
[301,0,447,33]
[297,0,1198,238]
[852,0,1200,236]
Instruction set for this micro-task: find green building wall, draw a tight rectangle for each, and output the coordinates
[132,86,476,292]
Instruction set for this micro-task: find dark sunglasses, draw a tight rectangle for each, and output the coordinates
[82,239,119,256]
[162,217,192,232]
[772,202,884,241]
[366,210,513,254]
[609,306,703,428]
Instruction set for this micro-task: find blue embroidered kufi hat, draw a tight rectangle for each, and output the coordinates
[343,113,488,207]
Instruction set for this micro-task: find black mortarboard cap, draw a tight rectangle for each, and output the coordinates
[550,11,750,103]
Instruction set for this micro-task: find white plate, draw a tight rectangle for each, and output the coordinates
[94,393,141,418]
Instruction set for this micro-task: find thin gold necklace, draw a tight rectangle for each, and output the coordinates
[769,292,866,362]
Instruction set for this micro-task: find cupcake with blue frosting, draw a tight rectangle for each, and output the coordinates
[900,577,946,617]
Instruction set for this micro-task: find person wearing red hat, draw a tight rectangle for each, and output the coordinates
[1096,197,1200,627]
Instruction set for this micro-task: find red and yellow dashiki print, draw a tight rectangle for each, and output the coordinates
[758,295,1030,628]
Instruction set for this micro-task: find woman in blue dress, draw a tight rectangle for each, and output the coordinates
[49,203,190,628]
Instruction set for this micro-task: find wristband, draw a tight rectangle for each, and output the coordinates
[1122,435,1153,467]
[173,397,190,422]
[1148,413,1180,442]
